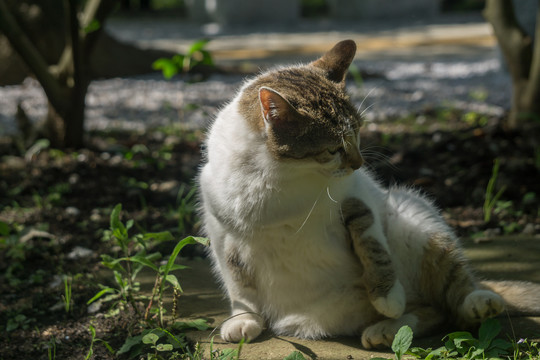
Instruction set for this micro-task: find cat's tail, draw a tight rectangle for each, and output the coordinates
[481,280,540,316]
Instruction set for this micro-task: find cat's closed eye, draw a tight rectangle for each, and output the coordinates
[327,147,342,155]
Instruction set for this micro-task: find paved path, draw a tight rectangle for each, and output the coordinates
[147,235,540,360]
[1,14,511,135]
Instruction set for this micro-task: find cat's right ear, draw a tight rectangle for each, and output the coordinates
[311,39,357,83]
[259,87,296,129]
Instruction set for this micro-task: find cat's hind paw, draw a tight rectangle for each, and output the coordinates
[460,289,505,323]
[371,280,406,319]
[221,313,263,343]
[361,316,411,349]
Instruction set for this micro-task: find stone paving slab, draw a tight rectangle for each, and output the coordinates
[165,235,540,359]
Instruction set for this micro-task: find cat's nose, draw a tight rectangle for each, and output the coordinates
[348,150,364,170]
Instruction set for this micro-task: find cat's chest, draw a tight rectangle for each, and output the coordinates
[251,202,352,274]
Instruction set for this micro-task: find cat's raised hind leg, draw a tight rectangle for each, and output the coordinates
[342,198,406,319]
[421,233,505,329]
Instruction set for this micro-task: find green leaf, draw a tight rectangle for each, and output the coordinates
[142,333,160,345]
[126,219,134,231]
[173,318,211,331]
[163,263,189,272]
[164,274,181,289]
[87,287,115,305]
[152,58,178,79]
[155,343,173,351]
[117,334,144,354]
[110,204,123,232]
[162,236,203,275]
[491,338,512,351]
[0,221,10,236]
[101,254,127,273]
[188,38,211,55]
[478,318,501,347]
[392,326,413,359]
[129,254,159,271]
[424,346,446,360]
[283,351,307,360]
[143,231,174,242]
[83,19,101,34]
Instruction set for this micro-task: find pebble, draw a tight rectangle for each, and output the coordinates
[65,206,80,217]
[67,246,94,260]
[522,223,536,235]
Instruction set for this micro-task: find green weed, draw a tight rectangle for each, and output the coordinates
[153,39,214,79]
[371,318,540,360]
[348,63,364,87]
[85,324,114,360]
[62,275,73,313]
[47,336,57,360]
[483,158,506,223]
[88,203,213,358]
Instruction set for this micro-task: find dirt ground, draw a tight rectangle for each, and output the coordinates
[0,112,539,359]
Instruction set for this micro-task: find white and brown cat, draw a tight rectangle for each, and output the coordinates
[198,40,539,348]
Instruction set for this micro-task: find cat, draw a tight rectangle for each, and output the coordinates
[198,40,540,349]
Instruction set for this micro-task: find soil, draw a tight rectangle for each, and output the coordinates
[0,114,539,359]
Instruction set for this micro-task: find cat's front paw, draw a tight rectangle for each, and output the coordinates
[371,280,406,319]
[460,290,505,323]
[221,313,263,343]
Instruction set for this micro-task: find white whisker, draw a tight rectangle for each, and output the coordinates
[296,189,324,234]
[326,187,338,203]
[358,87,378,113]
[360,102,377,118]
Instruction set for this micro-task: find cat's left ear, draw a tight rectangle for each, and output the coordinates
[310,39,356,83]
[259,87,298,129]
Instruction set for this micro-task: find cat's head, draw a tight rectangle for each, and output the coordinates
[239,40,363,178]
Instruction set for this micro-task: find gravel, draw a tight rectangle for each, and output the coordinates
[0,25,512,136]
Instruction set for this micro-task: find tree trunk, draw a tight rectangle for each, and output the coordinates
[483,0,540,128]
[0,0,117,148]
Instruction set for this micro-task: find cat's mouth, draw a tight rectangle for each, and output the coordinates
[331,168,354,178]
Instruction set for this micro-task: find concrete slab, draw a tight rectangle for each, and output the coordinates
[167,235,540,359]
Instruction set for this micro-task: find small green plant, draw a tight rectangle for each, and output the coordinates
[372,318,521,360]
[88,204,208,323]
[371,325,413,360]
[85,324,114,360]
[62,275,73,313]
[5,313,33,332]
[513,338,540,360]
[153,39,214,79]
[283,351,307,359]
[47,336,56,360]
[348,63,364,87]
[117,327,195,359]
[483,158,507,223]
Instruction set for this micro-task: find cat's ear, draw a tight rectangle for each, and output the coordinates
[310,39,356,83]
[259,87,298,128]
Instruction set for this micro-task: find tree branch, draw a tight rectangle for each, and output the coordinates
[483,0,533,81]
[0,0,69,111]
[80,0,119,51]
[523,0,540,110]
